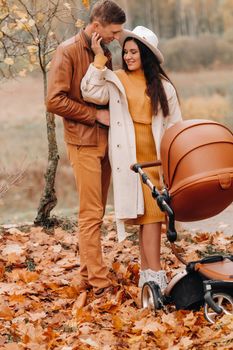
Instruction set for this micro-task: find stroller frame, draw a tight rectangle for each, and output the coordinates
[131,161,233,324]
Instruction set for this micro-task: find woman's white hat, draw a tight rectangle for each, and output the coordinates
[120,25,164,64]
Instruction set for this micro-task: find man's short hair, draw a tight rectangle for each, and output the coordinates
[90,0,126,25]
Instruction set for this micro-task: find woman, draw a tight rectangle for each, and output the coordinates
[81,26,182,292]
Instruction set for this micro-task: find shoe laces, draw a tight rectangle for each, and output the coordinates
[138,270,147,288]
[146,269,168,292]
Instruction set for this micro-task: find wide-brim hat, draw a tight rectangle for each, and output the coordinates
[119,25,164,64]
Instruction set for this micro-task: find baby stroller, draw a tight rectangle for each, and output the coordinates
[131,119,233,323]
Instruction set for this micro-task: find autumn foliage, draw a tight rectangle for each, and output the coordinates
[0,214,233,349]
[0,0,92,224]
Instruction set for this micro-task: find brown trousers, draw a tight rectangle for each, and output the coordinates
[67,127,111,291]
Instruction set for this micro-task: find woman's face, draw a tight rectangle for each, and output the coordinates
[123,40,142,71]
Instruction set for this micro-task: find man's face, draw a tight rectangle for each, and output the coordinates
[94,22,123,44]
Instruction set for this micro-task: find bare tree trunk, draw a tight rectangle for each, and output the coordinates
[34,72,59,226]
[175,0,188,36]
[199,0,210,34]
[152,0,161,37]
[187,5,198,36]
[145,0,153,30]
[175,0,182,36]
[121,0,132,29]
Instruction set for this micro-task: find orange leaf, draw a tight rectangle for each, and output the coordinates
[112,261,121,272]
[178,336,193,348]
[128,263,140,275]
[7,253,24,264]
[3,344,24,350]
[8,294,26,303]
[82,0,90,9]
[128,335,143,344]
[19,270,39,283]
[76,308,93,323]
[43,282,60,290]
[43,326,58,341]
[194,232,209,242]
[21,334,30,344]
[112,315,124,331]
[72,291,87,316]
[0,304,14,320]
[57,286,78,299]
[0,262,5,280]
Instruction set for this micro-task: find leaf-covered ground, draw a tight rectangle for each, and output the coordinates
[0,215,232,350]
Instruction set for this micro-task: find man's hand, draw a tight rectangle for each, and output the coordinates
[91,32,104,55]
[96,109,110,126]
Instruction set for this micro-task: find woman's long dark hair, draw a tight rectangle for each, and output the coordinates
[122,37,177,117]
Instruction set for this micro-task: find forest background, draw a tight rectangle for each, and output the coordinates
[0,0,233,224]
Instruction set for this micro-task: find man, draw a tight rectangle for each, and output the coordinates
[46,0,126,298]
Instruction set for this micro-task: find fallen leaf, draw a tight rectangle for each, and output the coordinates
[19,270,40,283]
[27,311,47,321]
[0,262,5,280]
[72,291,87,316]
[2,243,23,255]
[0,304,14,320]
[3,344,24,350]
[112,315,124,331]
[79,336,98,347]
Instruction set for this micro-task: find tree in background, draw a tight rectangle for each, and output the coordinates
[0,0,90,226]
[1,0,233,223]
[221,0,233,41]
[116,0,232,39]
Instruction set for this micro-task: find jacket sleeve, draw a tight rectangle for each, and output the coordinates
[46,45,96,126]
[81,64,110,105]
[167,84,182,128]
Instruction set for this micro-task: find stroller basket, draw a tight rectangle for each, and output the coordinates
[160,119,233,221]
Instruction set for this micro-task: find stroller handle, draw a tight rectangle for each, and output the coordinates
[130,162,177,243]
[130,161,162,173]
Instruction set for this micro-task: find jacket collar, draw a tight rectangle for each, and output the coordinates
[76,29,112,68]
[75,29,92,51]
[76,29,91,50]
[82,29,92,49]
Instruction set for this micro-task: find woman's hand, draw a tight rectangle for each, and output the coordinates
[96,109,110,126]
[91,32,104,55]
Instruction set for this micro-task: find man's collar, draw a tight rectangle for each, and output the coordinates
[82,29,92,48]
[76,29,91,50]
[79,28,111,55]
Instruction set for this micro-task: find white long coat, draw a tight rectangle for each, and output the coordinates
[81,64,182,241]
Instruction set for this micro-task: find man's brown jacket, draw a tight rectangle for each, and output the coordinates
[47,29,110,145]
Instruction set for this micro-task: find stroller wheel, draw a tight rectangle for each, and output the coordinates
[204,293,233,324]
[141,281,163,311]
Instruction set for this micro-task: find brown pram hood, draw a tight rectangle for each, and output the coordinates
[160,119,233,222]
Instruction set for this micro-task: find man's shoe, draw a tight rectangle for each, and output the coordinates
[76,279,91,294]
[94,285,114,299]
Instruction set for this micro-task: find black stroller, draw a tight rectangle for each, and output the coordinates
[131,119,233,323]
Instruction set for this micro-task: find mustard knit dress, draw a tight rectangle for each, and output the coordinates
[115,69,165,225]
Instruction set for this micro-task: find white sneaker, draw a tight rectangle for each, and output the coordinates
[138,270,147,288]
[145,269,168,292]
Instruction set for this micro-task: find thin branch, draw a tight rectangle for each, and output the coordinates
[16,0,38,43]
[0,166,27,199]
